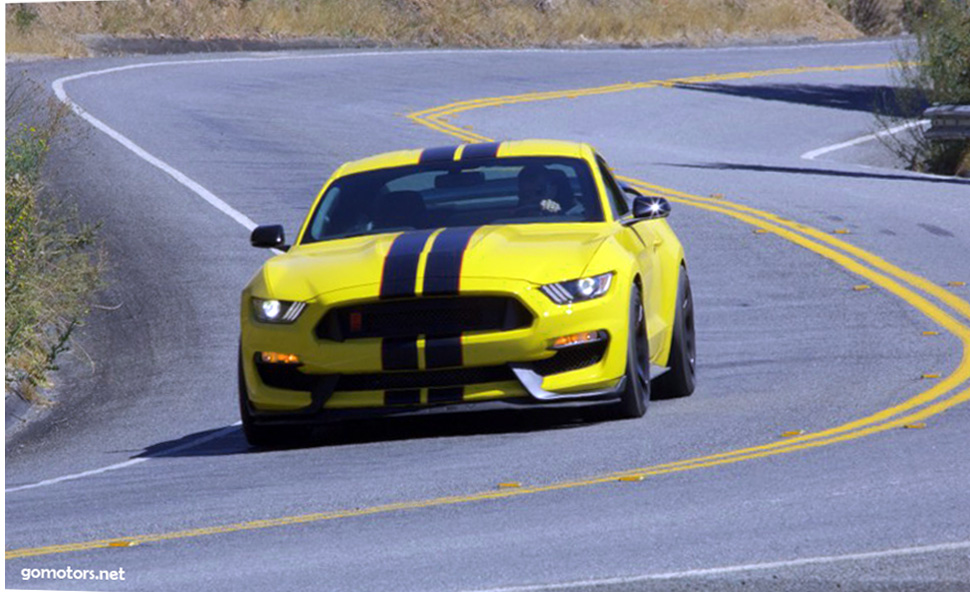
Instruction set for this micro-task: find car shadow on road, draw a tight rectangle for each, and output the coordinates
[665,161,970,185]
[672,82,917,117]
[137,405,607,458]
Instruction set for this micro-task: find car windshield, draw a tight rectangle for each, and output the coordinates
[301,156,603,244]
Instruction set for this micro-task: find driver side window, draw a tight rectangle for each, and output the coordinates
[596,157,630,217]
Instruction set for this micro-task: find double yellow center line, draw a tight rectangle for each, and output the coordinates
[408,62,912,144]
[8,59,967,561]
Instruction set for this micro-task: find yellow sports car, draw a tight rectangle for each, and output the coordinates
[239,139,694,446]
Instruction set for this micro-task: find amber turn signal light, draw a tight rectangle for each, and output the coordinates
[551,330,605,349]
[259,351,301,364]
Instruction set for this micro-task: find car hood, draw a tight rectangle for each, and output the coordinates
[261,224,614,299]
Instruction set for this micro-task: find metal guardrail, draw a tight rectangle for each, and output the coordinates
[923,104,970,140]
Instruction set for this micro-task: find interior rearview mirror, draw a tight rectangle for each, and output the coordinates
[435,171,486,189]
[251,225,288,250]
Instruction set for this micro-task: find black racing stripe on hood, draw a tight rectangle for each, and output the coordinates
[380,229,436,300]
[422,226,480,296]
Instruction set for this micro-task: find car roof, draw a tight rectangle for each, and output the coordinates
[337,139,592,177]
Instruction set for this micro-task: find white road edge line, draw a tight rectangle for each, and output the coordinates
[5,422,242,494]
[52,72,259,232]
[466,540,970,592]
[800,119,929,160]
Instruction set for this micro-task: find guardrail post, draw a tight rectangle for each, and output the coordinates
[923,105,970,140]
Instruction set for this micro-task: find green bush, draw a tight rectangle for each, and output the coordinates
[905,0,970,104]
[13,5,38,32]
[892,0,970,175]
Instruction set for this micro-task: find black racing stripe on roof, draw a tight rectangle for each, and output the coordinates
[419,145,459,164]
[460,142,501,160]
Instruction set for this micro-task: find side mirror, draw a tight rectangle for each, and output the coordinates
[251,225,288,250]
[632,196,671,220]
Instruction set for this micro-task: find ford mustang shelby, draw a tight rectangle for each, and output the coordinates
[240,139,695,446]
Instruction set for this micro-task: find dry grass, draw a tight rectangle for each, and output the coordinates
[957,148,970,177]
[7,0,859,58]
[5,78,104,402]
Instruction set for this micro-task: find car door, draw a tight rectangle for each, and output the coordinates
[595,156,666,359]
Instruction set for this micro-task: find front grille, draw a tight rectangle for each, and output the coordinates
[531,341,607,377]
[255,362,514,392]
[336,366,514,391]
[316,297,533,341]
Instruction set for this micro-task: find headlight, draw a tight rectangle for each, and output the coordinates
[540,272,613,304]
[251,298,306,324]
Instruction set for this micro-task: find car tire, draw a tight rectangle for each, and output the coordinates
[238,348,311,448]
[606,284,650,419]
[653,267,696,399]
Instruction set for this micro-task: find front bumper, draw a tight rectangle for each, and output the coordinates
[241,276,630,418]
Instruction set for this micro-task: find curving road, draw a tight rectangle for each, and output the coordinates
[6,41,970,591]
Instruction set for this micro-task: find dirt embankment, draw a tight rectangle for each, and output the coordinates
[6,0,865,58]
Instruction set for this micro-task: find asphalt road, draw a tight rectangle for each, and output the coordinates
[5,40,970,591]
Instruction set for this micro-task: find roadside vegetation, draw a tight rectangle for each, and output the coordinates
[882,0,970,175]
[825,0,907,35]
[5,80,103,403]
[6,0,858,57]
